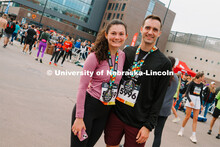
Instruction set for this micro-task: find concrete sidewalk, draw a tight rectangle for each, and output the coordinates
[0,40,219,147]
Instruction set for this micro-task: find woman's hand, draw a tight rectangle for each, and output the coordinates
[72,118,86,138]
[190,102,194,107]
[201,105,204,111]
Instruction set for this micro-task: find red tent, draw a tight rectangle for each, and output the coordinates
[174,59,196,77]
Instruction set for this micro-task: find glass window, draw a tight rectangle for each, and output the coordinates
[118,3,122,11]
[112,13,116,19]
[148,1,155,12]
[102,22,105,28]
[104,13,107,19]
[115,3,119,11]
[116,13,120,19]
[121,3,126,11]
[108,3,112,10]
[120,14,124,20]
[107,13,112,20]
[111,3,115,10]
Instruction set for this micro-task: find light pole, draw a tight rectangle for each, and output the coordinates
[156,0,172,45]
[39,0,49,26]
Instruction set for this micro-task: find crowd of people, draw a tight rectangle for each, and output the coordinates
[1,13,219,147]
[0,14,93,67]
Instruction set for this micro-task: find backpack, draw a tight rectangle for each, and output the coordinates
[5,21,15,34]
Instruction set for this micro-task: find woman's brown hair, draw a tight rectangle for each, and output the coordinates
[91,19,127,63]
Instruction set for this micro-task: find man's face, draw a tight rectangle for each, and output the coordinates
[141,18,162,45]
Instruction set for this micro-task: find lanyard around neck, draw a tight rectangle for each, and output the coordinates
[130,45,157,78]
[107,50,119,88]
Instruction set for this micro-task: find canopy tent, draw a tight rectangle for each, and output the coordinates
[173,58,196,77]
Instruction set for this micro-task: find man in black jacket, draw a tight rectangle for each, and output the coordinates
[104,15,172,147]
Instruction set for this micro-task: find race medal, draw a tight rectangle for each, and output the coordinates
[103,88,112,102]
[124,79,135,93]
[100,82,118,105]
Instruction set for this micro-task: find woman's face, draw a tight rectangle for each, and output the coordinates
[211,83,215,88]
[105,24,128,49]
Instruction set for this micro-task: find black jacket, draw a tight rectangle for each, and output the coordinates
[203,87,216,103]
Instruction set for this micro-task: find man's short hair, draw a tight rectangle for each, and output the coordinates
[31,24,35,28]
[2,14,7,19]
[142,15,162,29]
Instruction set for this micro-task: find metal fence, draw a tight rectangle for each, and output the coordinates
[168,31,220,52]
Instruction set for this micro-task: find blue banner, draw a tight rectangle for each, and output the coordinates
[4,1,11,14]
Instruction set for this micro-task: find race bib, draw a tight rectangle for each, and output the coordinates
[116,83,140,107]
[100,82,118,105]
[193,86,201,95]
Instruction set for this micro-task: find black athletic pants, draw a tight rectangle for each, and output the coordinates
[152,116,168,147]
[50,50,59,63]
[56,50,64,63]
[71,92,111,147]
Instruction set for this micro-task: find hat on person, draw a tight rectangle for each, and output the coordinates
[211,81,215,85]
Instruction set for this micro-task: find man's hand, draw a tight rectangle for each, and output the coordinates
[190,102,194,107]
[136,126,150,144]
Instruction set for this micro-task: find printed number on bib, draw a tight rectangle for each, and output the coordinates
[116,84,140,107]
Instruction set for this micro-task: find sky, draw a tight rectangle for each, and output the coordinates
[159,0,220,38]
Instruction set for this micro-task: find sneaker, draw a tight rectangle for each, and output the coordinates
[190,135,197,143]
[178,129,184,136]
[35,58,38,61]
[69,60,72,63]
[54,63,57,66]
[40,59,42,63]
[172,117,180,123]
[3,45,6,48]
[216,134,220,139]
[207,130,212,135]
[29,51,32,55]
[49,62,51,65]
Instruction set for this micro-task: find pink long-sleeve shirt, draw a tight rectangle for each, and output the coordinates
[75,50,125,118]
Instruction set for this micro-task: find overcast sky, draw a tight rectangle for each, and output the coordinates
[159,0,220,38]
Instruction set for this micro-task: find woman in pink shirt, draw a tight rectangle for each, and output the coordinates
[71,19,128,147]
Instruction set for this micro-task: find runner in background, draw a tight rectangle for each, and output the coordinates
[22,24,36,54]
[49,37,63,66]
[3,17,16,48]
[178,72,204,144]
[59,36,72,67]
[35,28,50,63]
[10,21,20,45]
[0,14,8,41]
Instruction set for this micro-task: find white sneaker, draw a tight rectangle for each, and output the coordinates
[69,60,72,63]
[190,135,197,143]
[172,117,180,123]
[178,129,184,136]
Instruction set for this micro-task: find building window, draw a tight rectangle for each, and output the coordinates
[118,3,122,11]
[121,3,126,11]
[195,57,197,59]
[171,51,173,53]
[116,13,120,19]
[111,3,115,10]
[191,68,193,70]
[211,61,214,63]
[213,75,216,77]
[107,13,112,20]
[115,3,119,11]
[120,14,124,20]
[196,70,198,72]
[217,62,220,65]
[108,3,112,10]
[112,13,116,19]
[200,58,202,60]
[207,73,209,75]
[205,59,208,62]
[166,50,169,52]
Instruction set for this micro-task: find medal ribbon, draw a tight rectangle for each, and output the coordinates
[130,45,157,78]
[107,50,119,88]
